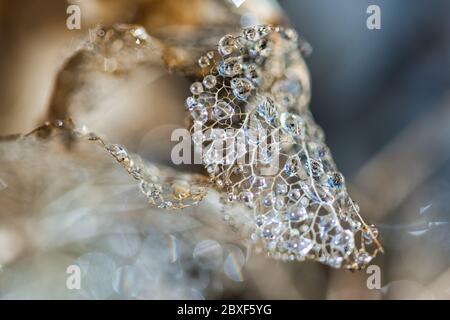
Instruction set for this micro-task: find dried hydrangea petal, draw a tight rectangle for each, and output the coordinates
[187,25,382,270]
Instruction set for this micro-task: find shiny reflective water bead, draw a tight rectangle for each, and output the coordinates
[218,35,237,56]
[212,100,234,120]
[202,75,217,89]
[218,57,242,77]
[280,112,304,137]
[191,107,208,124]
[198,55,210,68]
[243,27,257,41]
[230,78,253,100]
[190,82,204,95]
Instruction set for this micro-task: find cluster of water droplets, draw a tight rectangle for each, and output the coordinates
[186,25,382,270]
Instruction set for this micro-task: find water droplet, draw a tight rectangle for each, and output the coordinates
[263,193,274,207]
[212,100,234,120]
[284,156,301,177]
[185,96,197,111]
[190,105,208,124]
[280,112,304,137]
[326,256,343,268]
[250,37,270,57]
[280,28,298,42]
[285,207,308,222]
[231,78,253,100]
[240,191,254,204]
[203,144,223,165]
[319,215,337,238]
[287,188,301,202]
[190,82,204,95]
[252,176,267,189]
[327,172,344,189]
[276,183,288,195]
[355,252,372,268]
[297,236,314,256]
[218,35,237,56]
[198,55,210,68]
[139,181,161,198]
[273,79,302,107]
[218,57,242,77]
[261,228,274,239]
[243,27,257,41]
[257,25,273,38]
[106,144,128,162]
[202,75,217,89]
[306,159,323,177]
[331,229,354,255]
[244,63,261,84]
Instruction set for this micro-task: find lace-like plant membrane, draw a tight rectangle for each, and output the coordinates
[21,120,208,211]
[185,25,383,270]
